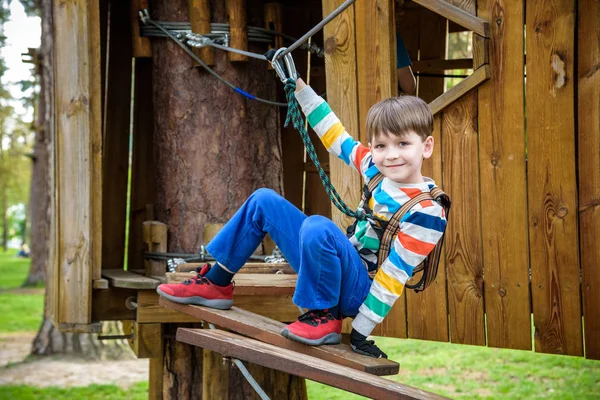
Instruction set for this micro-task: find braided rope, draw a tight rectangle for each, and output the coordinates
[283,79,376,222]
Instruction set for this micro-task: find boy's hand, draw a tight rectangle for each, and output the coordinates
[350,329,388,359]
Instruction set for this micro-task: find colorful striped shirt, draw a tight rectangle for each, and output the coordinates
[295,86,447,337]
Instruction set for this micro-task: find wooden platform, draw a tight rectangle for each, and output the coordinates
[177,328,447,399]
[166,273,297,296]
[159,297,400,376]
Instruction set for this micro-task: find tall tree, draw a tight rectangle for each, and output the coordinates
[151,0,290,397]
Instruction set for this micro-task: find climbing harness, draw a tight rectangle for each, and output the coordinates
[359,172,451,292]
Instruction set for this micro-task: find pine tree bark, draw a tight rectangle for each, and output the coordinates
[152,1,302,398]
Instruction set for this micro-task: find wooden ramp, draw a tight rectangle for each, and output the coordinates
[177,328,447,400]
[159,297,399,376]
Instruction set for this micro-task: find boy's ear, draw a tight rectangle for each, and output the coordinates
[423,136,434,159]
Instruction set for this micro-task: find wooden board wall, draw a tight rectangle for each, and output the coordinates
[577,0,600,361]
[52,0,102,330]
[405,7,449,343]
[477,0,531,350]
[526,0,582,356]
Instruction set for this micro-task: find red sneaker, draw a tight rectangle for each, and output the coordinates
[280,310,342,345]
[157,264,233,309]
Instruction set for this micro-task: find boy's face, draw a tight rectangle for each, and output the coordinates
[369,130,434,184]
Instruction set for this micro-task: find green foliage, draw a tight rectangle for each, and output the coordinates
[0,382,149,400]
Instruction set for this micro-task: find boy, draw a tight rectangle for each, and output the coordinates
[157,76,447,359]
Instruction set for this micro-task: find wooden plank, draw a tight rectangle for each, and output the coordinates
[442,92,485,346]
[143,221,167,277]
[188,0,214,66]
[148,324,164,400]
[264,2,283,49]
[429,65,490,115]
[177,329,446,399]
[102,0,132,271]
[412,58,473,72]
[578,0,600,361]
[203,336,230,398]
[176,262,295,274]
[412,0,489,37]
[526,0,581,356]
[404,8,448,342]
[131,0,151,57]
[128,59,156,271]
[167,273,296,296]
[321,0,363,230]
[93,279,109,289]
[92,287,137,321]
[477,0,531,351]
[226,0,247,62]
[160,297,399,376]
[137,290,301,323]
[131,322,162,358]
[102,269,161,289]
[472,35,489,69]
[53,0,102,327]
[355,0,396,142]
[58,322,103,333]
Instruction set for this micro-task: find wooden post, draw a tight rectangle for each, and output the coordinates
[143,221,167,277]
[226,0,248,62]
[188,0,215,66]
[264,3,283,49]
[131,0,152,58]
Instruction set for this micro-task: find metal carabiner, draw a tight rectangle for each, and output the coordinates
[270,47,289,83]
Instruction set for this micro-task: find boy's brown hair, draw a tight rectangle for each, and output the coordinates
[365,96,433,142]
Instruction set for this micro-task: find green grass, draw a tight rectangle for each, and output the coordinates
[307,338,600,399]
[0,249,33,290]
[0,292,44,333]
[0,382,149,400]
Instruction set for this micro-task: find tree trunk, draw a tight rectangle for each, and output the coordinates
[25,44,49,287]
[2,186,7,252]
[152,1,296,398]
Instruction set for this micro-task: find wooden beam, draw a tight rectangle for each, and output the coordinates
[167,273,296,296]
[188,0,214,66]
[177,329,445,399]
[226,0,247,62]
[428,64,490,115]
[160,298,399,376]
[412,58,473,72]
[176,262,295,274]
[53,0,102,328]
[321,0,362,229]
[102,269,161,289]
[143,221,167,277]
[131,0,152,57]
[92,287,137,320]
[472,34,489,69]
[412,0,490,37]
[137,290,301,323]
[264,2,283,49]
[578,0,600,361]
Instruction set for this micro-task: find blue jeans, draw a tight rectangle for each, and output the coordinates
[206,188,372,316]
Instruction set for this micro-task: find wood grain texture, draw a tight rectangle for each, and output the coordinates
[322,0,362,230]
[477,0,531,351]
[577,0,600,361]
[526,0,582,356]
[404,8,448,342]
[177,329,447,399]
[102,0,132,271]
[413,0,489,37]
[226,0,248,61]
[53,0,102,326]
[188,0,214,66]
[167,272,297,296]
[429,65,490,115]
[443,92,485,346]
[160,298,400,376]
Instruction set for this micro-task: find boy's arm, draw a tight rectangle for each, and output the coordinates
[294,79,371,175]
[352,205,447,338]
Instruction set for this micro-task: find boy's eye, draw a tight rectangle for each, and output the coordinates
[375,144,385,149]
[399,141,410,146]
